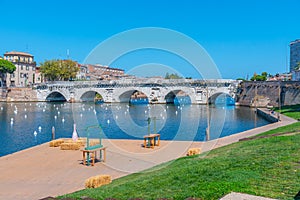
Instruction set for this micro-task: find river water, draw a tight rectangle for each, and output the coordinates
[0,102,270,157]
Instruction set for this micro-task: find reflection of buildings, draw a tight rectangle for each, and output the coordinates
[80,64,125,80]
[3,51,36,87]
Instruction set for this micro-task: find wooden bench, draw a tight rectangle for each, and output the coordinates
[81,146,107,166]
[143,134,160,148]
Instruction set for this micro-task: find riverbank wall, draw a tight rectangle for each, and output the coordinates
[256,108,279,123]
[0,88,39,102]
[236,81,300,107]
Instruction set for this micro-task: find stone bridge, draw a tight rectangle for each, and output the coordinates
[35,79,238,104]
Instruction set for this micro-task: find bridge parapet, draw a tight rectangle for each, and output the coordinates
[34,79,238,89]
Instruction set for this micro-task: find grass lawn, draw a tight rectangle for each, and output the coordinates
[275,104,300,120]
[59,108,300,200]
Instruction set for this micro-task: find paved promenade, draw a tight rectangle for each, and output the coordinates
[0,109,296,200]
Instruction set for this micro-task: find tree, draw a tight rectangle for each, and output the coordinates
[261,72,268,77]
[59,60,79,81]
[40,59,79,81]
[250,72,267,81]
[0,59,16,87]
[39,60,60,81]
[165,73,182,79]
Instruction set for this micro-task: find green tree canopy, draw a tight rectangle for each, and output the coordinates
[250,72,267,81]
[165,73,182,79]
[0,59,16,87]
[40,59,79,81]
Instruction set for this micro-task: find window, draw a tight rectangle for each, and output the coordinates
[26,65,29,71]
[21,65,24,70]
[20,73,24,78]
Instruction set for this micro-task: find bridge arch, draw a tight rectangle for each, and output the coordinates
[208,92,235,105]
[80,90,103,103]
[46,91,67,102]
[119,89,149,104]
[164,90,191,105]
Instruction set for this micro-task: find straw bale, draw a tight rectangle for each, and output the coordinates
[85,175,112,188]
[64,138,86,147]
[187,148,201,156]
[49,139,64,147]
[65,137,101,148]
[60,142,80,150]
[64,139,73,143]
[76,139,86,147]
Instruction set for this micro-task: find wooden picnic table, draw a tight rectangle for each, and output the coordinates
[143,134,160,148]
[81,146,107,166]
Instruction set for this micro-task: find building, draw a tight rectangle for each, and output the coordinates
[268,73,292,81]
[34,66,43,84]
[290,39,300,72]
[76,64,87,80]
[3,51,36,87]
[80,64,125,80]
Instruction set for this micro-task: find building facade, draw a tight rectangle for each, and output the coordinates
[34,66,43,84]
[81,64,125,80]
[3,51,36,87]
[290,39,300,72]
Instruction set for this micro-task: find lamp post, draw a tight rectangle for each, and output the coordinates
[278,81,281,121]
[206,85,210,141]
[147,117,151,135]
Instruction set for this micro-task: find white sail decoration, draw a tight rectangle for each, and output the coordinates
[72,123,78,141]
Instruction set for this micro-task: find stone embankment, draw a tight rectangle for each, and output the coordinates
[256,108,279,123]
[236,81,300,107]
[0,87,39,102]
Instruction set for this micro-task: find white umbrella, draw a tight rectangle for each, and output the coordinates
[72,123,78,141]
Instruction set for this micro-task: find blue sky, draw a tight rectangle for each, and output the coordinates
[0,0,299,79]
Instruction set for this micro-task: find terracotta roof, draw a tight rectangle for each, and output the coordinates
[4,51,33,57]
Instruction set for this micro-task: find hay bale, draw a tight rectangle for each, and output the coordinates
[49,139,64,147]
[60,142,80,150]
[85,175,112,188]
[65,138,101,147]
[187,148,201,156]
[64,138,86,147]
[76,139,86,147]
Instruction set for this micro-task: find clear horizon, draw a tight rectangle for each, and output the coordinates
[0,0,299,79]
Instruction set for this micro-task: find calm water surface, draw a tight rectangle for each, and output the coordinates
[0,102,270,157]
